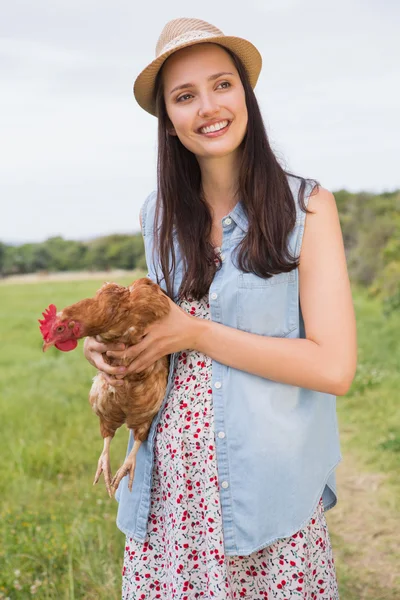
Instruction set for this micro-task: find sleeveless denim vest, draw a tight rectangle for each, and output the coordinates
[115,173,341,555]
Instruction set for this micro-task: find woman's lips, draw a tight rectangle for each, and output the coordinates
[197,121,231,138]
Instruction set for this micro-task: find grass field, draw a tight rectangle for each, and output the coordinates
[0,273,399,599]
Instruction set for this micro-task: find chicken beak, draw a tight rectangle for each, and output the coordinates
[42,341,55,352]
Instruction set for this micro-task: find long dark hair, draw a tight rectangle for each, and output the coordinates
[152,44,319,300]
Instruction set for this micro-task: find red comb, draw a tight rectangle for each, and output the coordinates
[38,304,57,339]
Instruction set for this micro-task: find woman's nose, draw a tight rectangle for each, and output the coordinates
[198,93,220,118]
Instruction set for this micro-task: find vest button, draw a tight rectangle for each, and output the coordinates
[214,381,222,389]
[210,292,218,300]
[218,431,226,439]
[221,481,229,489]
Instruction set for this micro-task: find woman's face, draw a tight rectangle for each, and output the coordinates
[162,43,248,161]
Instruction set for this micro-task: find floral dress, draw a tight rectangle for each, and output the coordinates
[122,291,340,599]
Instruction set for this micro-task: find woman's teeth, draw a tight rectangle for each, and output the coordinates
[200,120,229,134]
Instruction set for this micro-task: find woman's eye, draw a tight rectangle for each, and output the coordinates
[217,81,231,89]
[176,82,231,102]
[176,93,193,102]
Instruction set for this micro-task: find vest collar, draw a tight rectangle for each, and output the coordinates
[228,200,248,233]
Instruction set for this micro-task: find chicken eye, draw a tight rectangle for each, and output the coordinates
[56,326,65,333]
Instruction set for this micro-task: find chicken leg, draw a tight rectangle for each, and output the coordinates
[93,436,113,497]
[111,438,142,494]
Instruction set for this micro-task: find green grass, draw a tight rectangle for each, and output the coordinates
[0,277,138,599]
[338,284,400,502]
[0,277,399,598]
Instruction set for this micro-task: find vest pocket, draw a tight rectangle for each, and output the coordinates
[237,271,298,337]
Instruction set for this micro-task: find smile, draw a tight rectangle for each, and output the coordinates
[198,120,231,136]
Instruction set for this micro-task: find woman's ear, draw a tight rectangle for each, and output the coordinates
[166,117,177,136]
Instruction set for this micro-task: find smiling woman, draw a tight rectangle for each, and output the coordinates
[166,71,236,138]
[158,44,248,172]
[81,16,356,600]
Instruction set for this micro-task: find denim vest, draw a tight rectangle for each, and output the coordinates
[115,174,341,555]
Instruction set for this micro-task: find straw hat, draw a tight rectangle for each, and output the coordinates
[133,17,262,117]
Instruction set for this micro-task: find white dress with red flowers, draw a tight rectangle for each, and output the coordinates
[122,292,340,599]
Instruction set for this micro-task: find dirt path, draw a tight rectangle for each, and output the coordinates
[326,453,400,598]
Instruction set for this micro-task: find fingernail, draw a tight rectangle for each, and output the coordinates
[119,367,126,372]
[117,344,125,350]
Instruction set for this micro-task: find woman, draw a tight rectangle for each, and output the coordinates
[84,17,357,599]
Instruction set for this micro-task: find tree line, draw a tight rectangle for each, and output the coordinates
[334,188,400,314]
[0,233,147,276]
[1,188,399,313]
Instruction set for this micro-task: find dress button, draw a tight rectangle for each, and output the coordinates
[223,218,232,226]
[221,481,229,489]
[214,381,222,389]
[210,292,218,300]
[217,431,226,439]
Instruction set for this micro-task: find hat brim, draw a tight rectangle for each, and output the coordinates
[133,35,262,117]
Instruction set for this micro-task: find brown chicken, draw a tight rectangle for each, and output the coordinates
[38,278,170,497]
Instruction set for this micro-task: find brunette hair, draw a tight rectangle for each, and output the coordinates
[152,43,319,300]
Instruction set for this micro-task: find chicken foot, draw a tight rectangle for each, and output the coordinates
[93,436,113,498]
[111,438,142,495]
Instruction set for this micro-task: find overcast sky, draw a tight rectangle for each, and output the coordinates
[1,0,399,243]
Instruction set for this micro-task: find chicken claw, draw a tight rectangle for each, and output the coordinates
[111,457,136,494]
[93,436,113,497]
[111,439,142,494]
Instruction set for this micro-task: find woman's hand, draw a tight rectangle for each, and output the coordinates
[105,296,204,385]
[83,336,128,385]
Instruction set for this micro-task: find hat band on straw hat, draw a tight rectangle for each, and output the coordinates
[161,30,220,54]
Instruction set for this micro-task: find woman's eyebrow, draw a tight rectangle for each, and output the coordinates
[169,71,234,95]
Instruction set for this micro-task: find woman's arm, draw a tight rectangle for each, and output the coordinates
[191,187,357,396]
[192,321,351,397]
[107,187,357,396]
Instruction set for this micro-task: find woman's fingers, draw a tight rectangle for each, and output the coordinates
[94,354,127,377]
[106,337,147,360]
[101,372,124,386]
[91,336,126,353]
[83,336,127,376]
[90,341,109,354]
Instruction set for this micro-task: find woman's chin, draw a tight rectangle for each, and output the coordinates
[195,141,242,160]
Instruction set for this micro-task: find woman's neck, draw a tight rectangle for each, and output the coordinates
[197,151,241,215]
